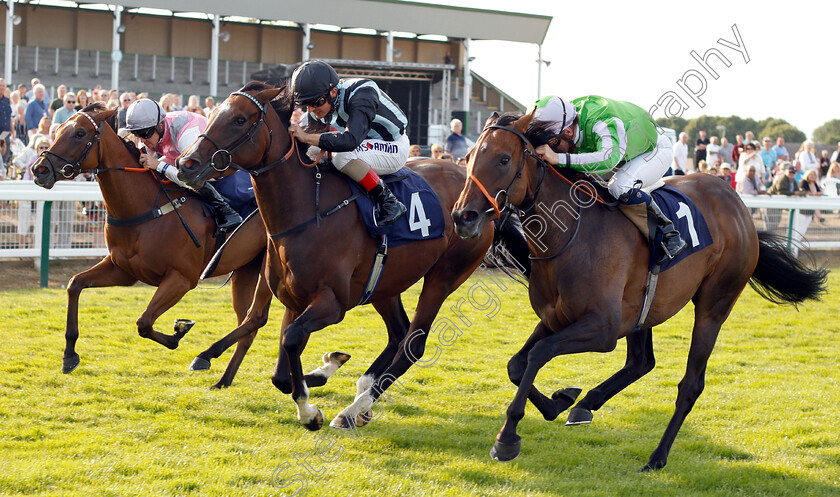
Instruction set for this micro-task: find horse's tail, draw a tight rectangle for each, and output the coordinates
[748,231,829,306]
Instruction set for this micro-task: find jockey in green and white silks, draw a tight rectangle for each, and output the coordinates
[528,95,686,263]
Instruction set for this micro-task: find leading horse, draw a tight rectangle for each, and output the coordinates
[452,112,827,470]
[176,83,497,430]
[30,104,271,389]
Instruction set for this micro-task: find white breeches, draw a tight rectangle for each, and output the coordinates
[310,134,410,176]
[608,133,673,198]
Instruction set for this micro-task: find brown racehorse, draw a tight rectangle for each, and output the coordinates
[176,83,495,431]
[30,104,271,389]
[452,112,828,470]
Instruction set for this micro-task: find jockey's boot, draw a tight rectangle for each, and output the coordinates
[647,199,687,264]
[341,159,406,225]
[369,179,407,225]
[197,182,242,234]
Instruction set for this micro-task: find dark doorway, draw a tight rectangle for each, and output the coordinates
[373,79,430,146]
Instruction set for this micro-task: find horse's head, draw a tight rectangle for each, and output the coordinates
[452,111,537,239]
[177,83,285,189]
[31,105,117,189]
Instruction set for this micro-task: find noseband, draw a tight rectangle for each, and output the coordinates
[39,111,103,179]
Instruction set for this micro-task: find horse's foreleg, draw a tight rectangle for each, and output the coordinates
[136,272,193,349]
[63,257,137,373]
[280,290,344,431]
[210,256,270,389]
[191,272,273,374]
[506,323,581,421]
[492,315,619,462]
[567,328,655,426]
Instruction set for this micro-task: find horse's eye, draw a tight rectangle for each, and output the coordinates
[76,130,86,139]
[499,156,511,166]
[235,117,247,125]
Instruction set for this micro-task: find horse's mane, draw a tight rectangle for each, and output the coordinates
[77,102,141,161]
[239,81,294,126]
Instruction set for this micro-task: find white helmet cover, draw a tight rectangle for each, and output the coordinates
[125,98,165,131]
[532,96,577,135]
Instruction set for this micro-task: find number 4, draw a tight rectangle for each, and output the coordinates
[408,192,431,237]
[675,202,699,247]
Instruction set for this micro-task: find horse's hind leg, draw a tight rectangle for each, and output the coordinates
[135,271,194,349]
[567,328,655,425]
[63,256,137,373]
[643,287,741,471]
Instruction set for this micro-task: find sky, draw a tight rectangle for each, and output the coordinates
[417,0,838,139]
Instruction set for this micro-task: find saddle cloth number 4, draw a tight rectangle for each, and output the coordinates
[675,202,700,247]
[408,191,431,237]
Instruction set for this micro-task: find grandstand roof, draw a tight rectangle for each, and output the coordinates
[110,0,552,45]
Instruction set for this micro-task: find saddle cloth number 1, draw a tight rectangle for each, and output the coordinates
[676,202,700,247]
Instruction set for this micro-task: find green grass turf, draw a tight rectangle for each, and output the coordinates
[0,268,838,496]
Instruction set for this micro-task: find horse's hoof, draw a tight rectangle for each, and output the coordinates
[189,357,212,371]
[62,354,80,374]
[329,413,354,430]
[490,438,521,462]
[174,318,195,334]
[329,351,351,365]
[209,381,230,390]
[355,410,373,427]
[565,407,593,426]
[302,409,324,431]
[552,386,582,402]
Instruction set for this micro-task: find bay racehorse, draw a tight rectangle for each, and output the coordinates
[176,83,498,430]
[451,112,828,470]
[30,104,273,389]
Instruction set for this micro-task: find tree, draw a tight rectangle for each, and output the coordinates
[813,119,840,145]
[759,123,805,143]
[655,116,688,136]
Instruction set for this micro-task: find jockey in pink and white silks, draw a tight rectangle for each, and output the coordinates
[527,95,686,263]
[124,98,242,233]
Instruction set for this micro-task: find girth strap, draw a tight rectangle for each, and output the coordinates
[106,196,187,227]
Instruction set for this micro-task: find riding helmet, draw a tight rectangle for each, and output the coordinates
[291,61,339,103]
[125,99,166,131]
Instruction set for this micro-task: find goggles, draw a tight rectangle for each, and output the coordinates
[133,126,157,139]
[296,94,329,108]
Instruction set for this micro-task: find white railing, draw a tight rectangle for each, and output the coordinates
[0,181,106,287]
[2,183,839,287]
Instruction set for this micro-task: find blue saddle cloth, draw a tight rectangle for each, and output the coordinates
[650,186,713,272]
[211,170,258,218]
[347,168,445,248]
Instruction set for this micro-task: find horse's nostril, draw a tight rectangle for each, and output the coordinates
[461,210,478,224]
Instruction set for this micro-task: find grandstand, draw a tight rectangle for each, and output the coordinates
[0,0,551,145]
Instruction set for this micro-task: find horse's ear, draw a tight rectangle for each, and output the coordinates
[515,110,535,133]
[484,111,500,130]
[98,107,118,122]
[256,87,283,103]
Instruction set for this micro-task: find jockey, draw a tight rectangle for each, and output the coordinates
[125,98,242,233]
[528,95,686,263]
[288,60,408,225]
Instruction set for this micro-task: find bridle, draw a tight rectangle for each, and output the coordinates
[466,123,607,219]
[466,124,549,219]
[194,91,296,177]
[39,111,103,179]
